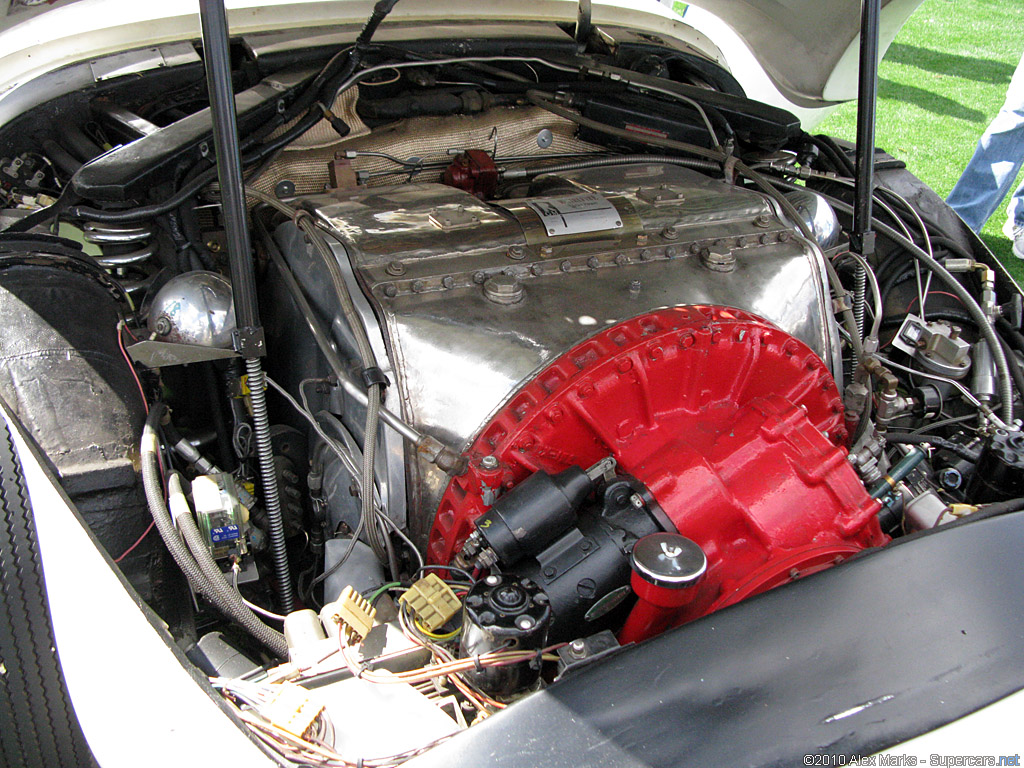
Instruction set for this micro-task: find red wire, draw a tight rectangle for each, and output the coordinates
[122,321,140,342]
[905,290,965,313]
[114,521,155,563]
[113,321,154,562]
[116,322,148,415]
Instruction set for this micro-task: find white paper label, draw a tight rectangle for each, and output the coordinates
[526,192,623,237]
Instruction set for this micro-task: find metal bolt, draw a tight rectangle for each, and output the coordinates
[665,245,679,258]
[569,639,586,658]
[615,253,628,266]
[701,248,736,273]
[587,256,600,269]
[560,260,572,273]
[543,565,557,578]
[516,615,536,630]
[629,278,641,293]
[485,574,501,586]
[778,231,791,242]
[480,455,499,470]
[483,274,524,304]
[536,128,554,149]
[755,213,772,227]
[580,539,592,552]
[759,233,771,244]
[940,467,963,489]
[386,260,406,276]
[473,271,487,284]
[154,316,172,336]
[508,244,526,260]
[274,179,296,199]
[689,242,702,255]
[530,263,544,276]
[411,279,426,293]
[662,225,679,240]
[442,276,455,289]
[383,284,398,297]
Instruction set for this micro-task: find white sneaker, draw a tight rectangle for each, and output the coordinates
[1004,219,1024,260]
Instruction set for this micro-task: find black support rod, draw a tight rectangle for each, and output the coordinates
[852,0,881,259]
[198,0,293,611]
[198,0,263,356]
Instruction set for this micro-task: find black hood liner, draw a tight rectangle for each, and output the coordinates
[409,510,1024,767]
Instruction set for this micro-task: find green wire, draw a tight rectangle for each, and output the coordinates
[368,581,403,606]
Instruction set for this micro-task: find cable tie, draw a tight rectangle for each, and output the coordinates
[360,366,390,390]
[723,155,738,184]
[473,654,484,673]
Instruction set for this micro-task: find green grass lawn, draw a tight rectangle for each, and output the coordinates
[815,0,1022,279]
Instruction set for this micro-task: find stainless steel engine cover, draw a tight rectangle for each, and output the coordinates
[282,163,841,540]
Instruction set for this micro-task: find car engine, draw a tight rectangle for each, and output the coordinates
[263,160,883,647]
[0,7,1021,763]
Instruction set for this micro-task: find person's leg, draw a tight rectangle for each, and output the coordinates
[947,52,1024,233]
[1005,171,1024,232]
[1006,174,1024,258]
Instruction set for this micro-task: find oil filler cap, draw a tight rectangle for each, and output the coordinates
[630,532,706,589]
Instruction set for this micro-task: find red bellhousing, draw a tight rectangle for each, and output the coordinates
[430,306,886,637]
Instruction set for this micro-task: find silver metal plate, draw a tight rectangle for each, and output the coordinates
[295,163,841,541]
[126,340,238,368]
[524,192,623,236]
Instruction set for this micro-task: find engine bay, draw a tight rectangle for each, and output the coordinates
[1,8,1023,765]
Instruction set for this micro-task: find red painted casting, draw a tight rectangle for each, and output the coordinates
[430,306,886,634]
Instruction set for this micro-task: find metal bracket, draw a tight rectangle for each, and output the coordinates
[232,326,267,358]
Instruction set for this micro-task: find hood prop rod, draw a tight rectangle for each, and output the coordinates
[199,0,294,612]
[575,0,592,52]
[852,0,881,271]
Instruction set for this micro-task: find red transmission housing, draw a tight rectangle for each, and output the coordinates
[430,306,886,629]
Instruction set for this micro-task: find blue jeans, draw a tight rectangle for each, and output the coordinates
[947,52,1024,234]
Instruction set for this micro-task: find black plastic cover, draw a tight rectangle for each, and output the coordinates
[409,512,1024,767]
[71,68,314,203]
[576,61,801,147]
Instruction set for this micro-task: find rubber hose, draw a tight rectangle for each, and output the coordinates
[997,333,1024,421]
[244,358,294,612]
[883,432,980,463]
[141,406,287,657]
[41,140,82,178]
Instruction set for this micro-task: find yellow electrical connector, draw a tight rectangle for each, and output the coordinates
[261,684,324,739]
[321,585,377,645]
[399,573,461,632]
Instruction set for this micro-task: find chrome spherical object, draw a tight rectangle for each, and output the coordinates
[148,271,236,348]
[784,188,842,249]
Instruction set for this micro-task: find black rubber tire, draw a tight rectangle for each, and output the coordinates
[0,415,96,767]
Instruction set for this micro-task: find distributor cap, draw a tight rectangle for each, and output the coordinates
[463,574,551,637]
